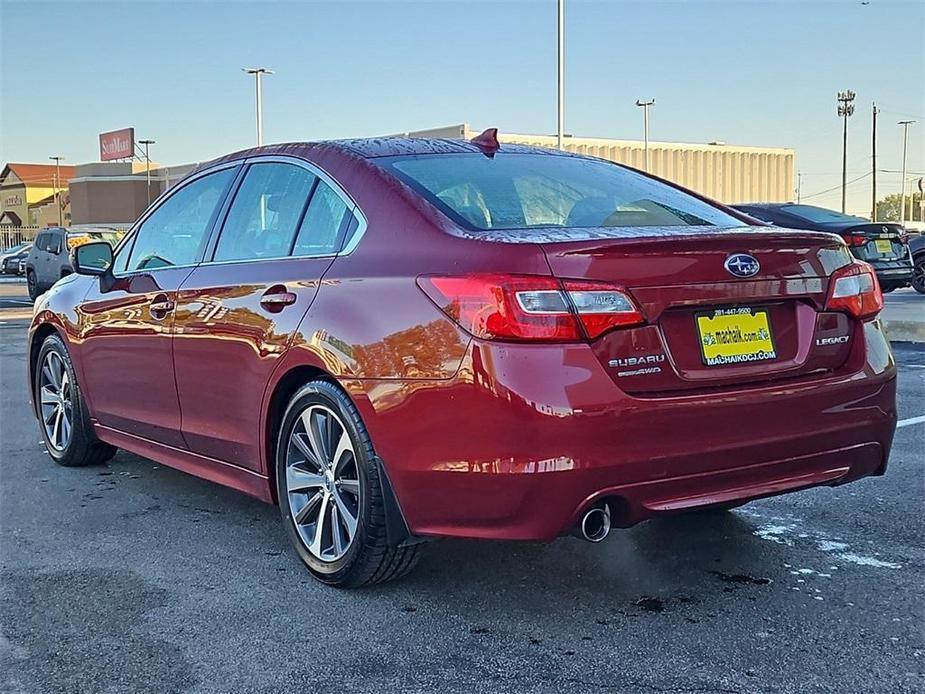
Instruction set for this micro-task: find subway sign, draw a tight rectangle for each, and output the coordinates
[99,127,135,161]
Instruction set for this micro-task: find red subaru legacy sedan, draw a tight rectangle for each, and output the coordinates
[28,132,897,587]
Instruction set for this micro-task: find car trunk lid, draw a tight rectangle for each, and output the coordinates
[540,227,858,395]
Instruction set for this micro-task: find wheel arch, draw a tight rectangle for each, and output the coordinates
[262,362,415,547]
[28,322,66,414]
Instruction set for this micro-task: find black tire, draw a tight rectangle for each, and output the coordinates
[913,256,925,295]
[34,333,117,467]
[276,379,422,588]
[26,270,40,301]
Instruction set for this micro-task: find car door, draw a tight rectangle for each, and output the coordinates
[75,165,239,446]
[173,158,358,470]
[30,232,48,285]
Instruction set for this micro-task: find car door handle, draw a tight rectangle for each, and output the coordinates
[260,287,297,310]
[150,295,175,319]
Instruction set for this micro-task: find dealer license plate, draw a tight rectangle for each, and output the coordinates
[696,307,777,366]
[874,239,893,255]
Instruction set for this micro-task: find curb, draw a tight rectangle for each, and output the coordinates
[882,320,925,344]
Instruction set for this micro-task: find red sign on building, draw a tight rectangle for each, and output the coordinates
[99,128,135,161]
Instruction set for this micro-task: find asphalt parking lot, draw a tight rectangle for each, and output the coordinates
[0,301,922,693]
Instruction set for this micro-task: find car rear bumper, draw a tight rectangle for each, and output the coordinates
[349,321,897,541]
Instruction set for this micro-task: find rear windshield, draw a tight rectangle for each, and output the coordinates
[779,205,868,224]
[379,153,741,231]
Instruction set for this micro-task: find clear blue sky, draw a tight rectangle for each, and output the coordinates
[1,0,922,214]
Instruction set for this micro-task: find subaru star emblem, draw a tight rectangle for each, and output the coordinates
[724,253,760,278]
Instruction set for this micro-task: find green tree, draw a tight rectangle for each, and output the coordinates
[876,192,923,223]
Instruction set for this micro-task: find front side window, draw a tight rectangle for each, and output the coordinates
[120,167,235,272]
[291,181,350,256]
[34,234,48,252]
[380,153,742,231]
[214,163,317,262]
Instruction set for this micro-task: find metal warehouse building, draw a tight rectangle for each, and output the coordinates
[404,124,795,206]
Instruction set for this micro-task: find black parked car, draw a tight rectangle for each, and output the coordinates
[733,203,914,292]
[1,243,31,275]
[910,233,925,294]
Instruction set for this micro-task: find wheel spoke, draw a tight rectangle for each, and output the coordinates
[308,493,331,556]
[337,478,360,497]
[331,429,353,474]
[332,488,358,538]
[293,490,324,525]
[290,432,322,470]
[52,408,63,448]
[286,466,325,493]
[60,414,71,447]
[42,364,57,391]
[303,409,329,465]
[330,504,344,555]
[40,385,58,407]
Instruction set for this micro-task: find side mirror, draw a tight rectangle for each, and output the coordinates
[73,241,113,276]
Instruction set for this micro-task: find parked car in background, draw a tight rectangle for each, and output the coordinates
[1,243,32,275]
[733,203,914,292]
[25,228,125,299]
[29,135,896,587]
[16,257,27,276]
[910,233,925,294]
[1,241,31,268]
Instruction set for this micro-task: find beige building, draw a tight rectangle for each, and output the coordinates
[404,124,795,205]
[0,163,75,228]
[68,162,164,226]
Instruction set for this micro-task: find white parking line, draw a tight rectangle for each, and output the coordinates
[897,415,925,428]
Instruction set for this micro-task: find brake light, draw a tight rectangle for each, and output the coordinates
[824,262,883,321]
[842,233,867,247]
[417,274,645,342]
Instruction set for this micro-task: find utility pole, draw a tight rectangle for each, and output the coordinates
[243,67,273,146]
[871,103,878,221]
[557,0,564,151]
[837,90,856,213]
[48,155,64,227]
[898,120,916,226]
[635,99,655,171]
[138,139,156,205]
[796,172,803,203]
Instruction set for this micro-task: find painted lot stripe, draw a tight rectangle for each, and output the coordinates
[897,415,925,428]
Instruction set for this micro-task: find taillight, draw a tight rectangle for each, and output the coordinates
[417,274,645,342]
[824,262,883,321]
[842,233,867,247]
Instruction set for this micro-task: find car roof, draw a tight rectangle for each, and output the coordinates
[202,137,571,171]
[733,203,789,209]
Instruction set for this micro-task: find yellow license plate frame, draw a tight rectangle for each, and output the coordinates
[696,307,777,366]
[874,239,893,254]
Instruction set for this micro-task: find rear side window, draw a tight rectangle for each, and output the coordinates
[291,181,349,257]
[214,163,317,262]
[120,167,235,272]
[380,153,741,231]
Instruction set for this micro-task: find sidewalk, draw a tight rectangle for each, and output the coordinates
[881,289,925,343]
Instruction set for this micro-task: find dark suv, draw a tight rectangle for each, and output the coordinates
[25,228,71,299]
[733,203,914,292]
[26,228,123,299]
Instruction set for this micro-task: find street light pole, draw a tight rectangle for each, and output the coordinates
[635,99,655,171]
[138,139,156,205]
[871,103,878,221]
[48,155,64,227]
[898,120,916,226]
[243,67,274,146]
[836,90,856,213]
[557,0,564,151]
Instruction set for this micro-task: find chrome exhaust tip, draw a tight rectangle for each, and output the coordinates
[575,502,612,543]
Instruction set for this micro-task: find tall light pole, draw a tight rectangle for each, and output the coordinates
[556,0,564,151]
[898,120,916,226]
[635,99,655,171]
[138,139,156,205]
[243,67,273,146]
[871,103,878,221]
[836,90,856,213]
[48,155,64,227]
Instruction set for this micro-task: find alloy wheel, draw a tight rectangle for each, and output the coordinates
[39,351,73,451]
[285,404,361,562]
